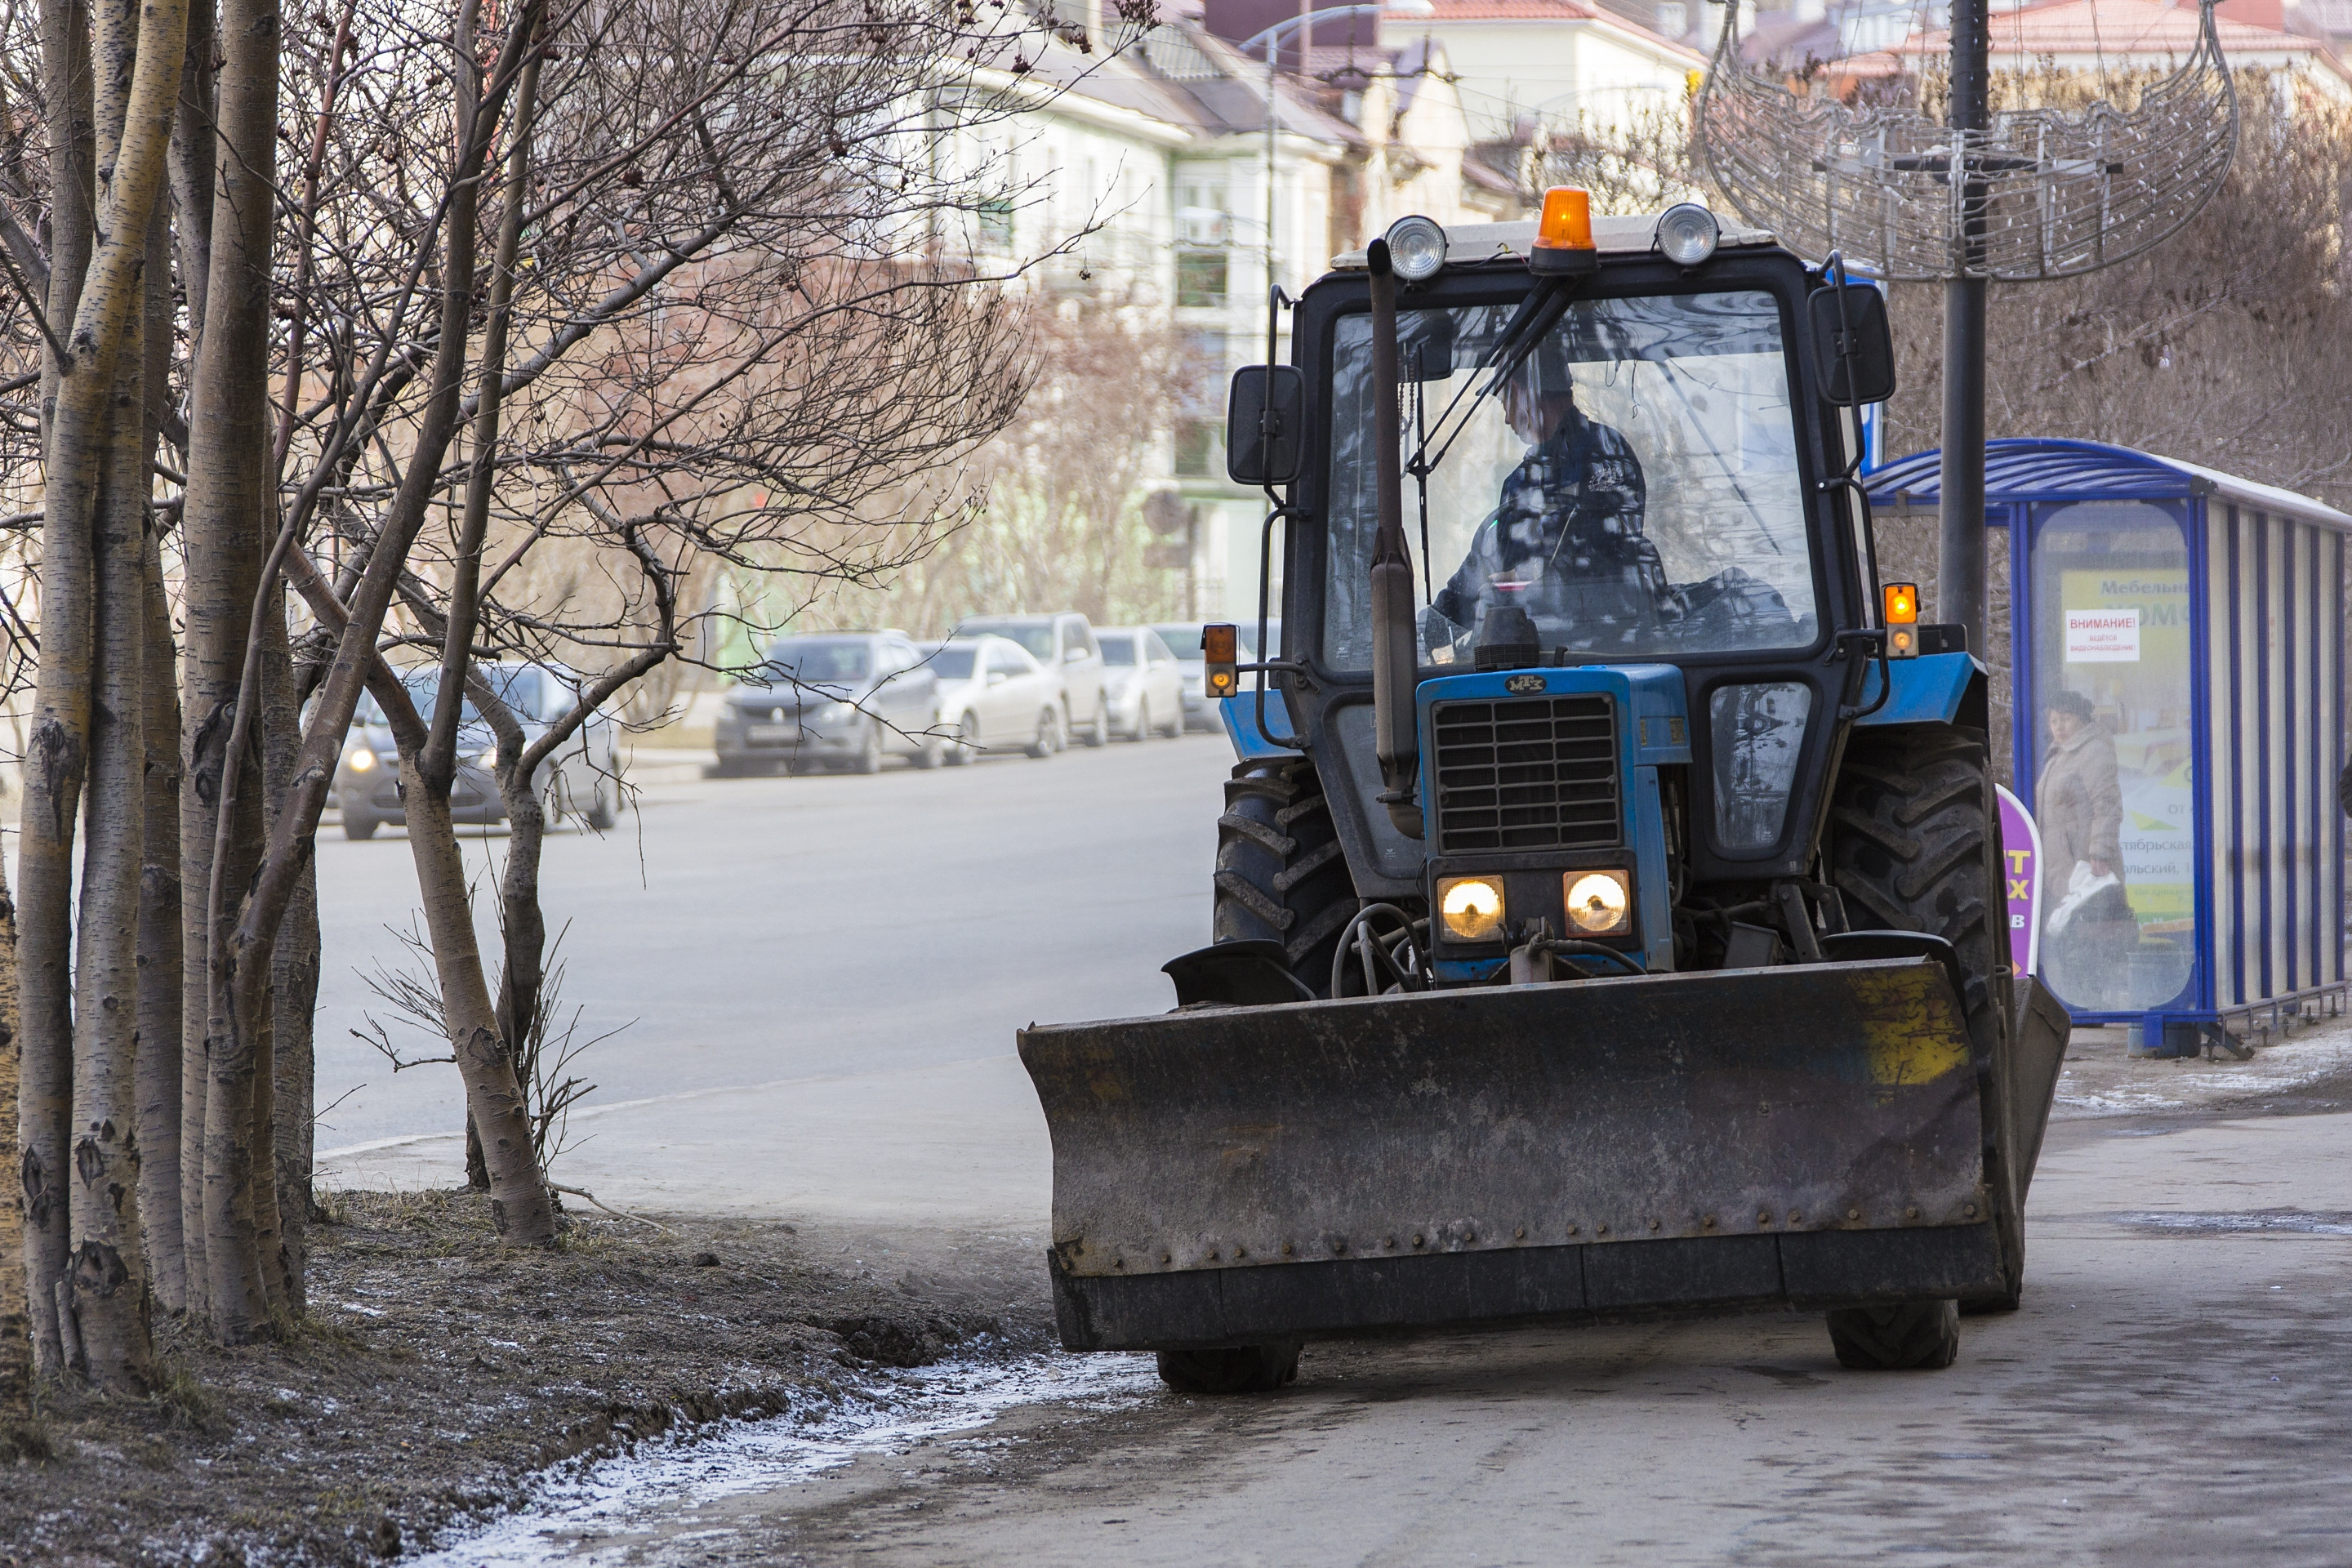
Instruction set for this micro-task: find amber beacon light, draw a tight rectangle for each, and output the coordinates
[1203,623,1240,698]
[1530,186,1597,275]
[1882,581,1919,658]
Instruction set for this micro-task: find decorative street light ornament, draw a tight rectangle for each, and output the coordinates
[1692,0,2238,283]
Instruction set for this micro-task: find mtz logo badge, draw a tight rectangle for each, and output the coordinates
[1504,673,1548,694]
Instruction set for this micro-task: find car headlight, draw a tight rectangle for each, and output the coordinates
[1437,875,1506,942]
[1384,214,1448,282]
[1655,203,1720,267]
[1564,871,1633,936]
[345,746,376,773]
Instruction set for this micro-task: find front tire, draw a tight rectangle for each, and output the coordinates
[343,812,379,841]
[1081,697,1109,747]
[945,711,979,766]
[1827,1300,1959,1370]
[1156,1342,1302,1394]
[1130,698,1151,742]
[1026,708,1060,760]
[585,775,617,830]
[1830,725,2020,1312]
[852,722,883,775]
[1214,759,1356,997]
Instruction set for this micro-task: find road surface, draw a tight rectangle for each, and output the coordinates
[313,729,2352,1565]
[318,732,1233,1223]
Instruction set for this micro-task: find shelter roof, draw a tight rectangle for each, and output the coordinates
[1866,438,2352,530]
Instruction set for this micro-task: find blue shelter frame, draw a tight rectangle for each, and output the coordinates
[1869,439,2352,1049]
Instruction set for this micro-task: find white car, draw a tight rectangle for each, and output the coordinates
[956,612,1111,746]
[916,636,1069,760]
[1156,620,1281,732]
[1097,627,1185,740]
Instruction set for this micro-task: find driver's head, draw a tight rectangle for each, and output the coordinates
[1504,357,1576,446]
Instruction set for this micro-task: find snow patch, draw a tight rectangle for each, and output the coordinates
[412,1350,1158,1564]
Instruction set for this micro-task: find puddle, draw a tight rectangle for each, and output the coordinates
[2109,1209,2352,1236]
[414,1349,1159,1565]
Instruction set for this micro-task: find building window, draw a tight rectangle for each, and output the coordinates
[1176,251,1227,308]
[1175,420,1223,477]
[978,198,1014,253]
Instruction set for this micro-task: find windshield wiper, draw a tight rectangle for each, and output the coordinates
[1405,275,1579,484]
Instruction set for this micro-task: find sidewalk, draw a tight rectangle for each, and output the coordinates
[2054,1011,2352,1120]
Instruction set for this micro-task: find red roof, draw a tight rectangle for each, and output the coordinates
[1879,0,2321,59]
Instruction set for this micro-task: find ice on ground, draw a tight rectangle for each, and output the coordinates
[412,1350,1158,1566]
[2052,1012,2352,1120]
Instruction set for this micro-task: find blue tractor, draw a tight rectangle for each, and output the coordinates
[1020,193,2069,1393]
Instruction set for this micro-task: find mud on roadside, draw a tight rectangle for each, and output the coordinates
[0,1189,1051,1566]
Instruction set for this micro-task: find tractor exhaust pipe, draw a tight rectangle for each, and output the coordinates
[1366,240,1423,840]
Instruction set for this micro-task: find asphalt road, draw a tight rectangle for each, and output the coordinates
[318,728,2352,1565]
[317,728,1234,1222]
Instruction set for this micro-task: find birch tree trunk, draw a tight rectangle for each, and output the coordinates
[399,766,552,1242]
[184,0,278,1343]
[20,0,98,1385]
[137,206,188,1318]
[24,0,187,1385]
[262,605,316,1311]
[0,856,28,1420]
[71,313,157,1391]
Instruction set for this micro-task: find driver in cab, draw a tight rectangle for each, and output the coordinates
[1431,346,1680,651]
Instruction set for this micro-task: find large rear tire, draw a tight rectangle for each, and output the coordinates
[1214,759,1356,999]
[1826,1300,1959,1370]
[1155,1342,1302,1394]
[1829,724,2021,1314]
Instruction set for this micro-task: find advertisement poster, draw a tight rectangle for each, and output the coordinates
[2049,565,2195,1008]
[1997,785,2040,976]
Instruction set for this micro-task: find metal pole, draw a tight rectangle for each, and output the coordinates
[1939,0,1991,653]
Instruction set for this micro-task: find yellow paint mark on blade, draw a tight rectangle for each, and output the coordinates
[1851,965,1973,1085]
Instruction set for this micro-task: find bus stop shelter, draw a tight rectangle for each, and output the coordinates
[1868,439,2352,1054]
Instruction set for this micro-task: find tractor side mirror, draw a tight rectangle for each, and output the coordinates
[1225,366,1304,487]
[1807,283,1895,406]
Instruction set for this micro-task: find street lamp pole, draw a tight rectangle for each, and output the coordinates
[1239,2,1429,305]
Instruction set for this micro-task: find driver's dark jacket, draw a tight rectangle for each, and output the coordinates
[1432,409,1670,641]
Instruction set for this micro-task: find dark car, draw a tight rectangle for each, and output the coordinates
[336,662,621,840]
[710,631,944,776]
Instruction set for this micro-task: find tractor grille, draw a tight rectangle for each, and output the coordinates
[1430,694,1620,854]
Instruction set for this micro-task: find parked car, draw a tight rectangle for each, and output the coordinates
[915,635,1067,760]
[710,630,942,777]
[1155,619,1280,732]
[955,612,1110,746]
[1096,626,1185,740]
[336,662,621,841]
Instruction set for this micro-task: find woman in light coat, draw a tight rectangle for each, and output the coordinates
[2037,690,2133,1006]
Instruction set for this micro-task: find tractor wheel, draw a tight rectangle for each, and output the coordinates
[1155,1342,1302,1395]
[1214,759,1356,999]
[1825,1300,1959,1370]
[1829,724,2021,1313]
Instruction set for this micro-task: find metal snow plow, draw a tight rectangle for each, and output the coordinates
[1020,958,2066,1352]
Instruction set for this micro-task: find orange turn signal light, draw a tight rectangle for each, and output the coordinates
[1882,581,1919,625]
[1530,186,1597,275]
[1203,623,1240,698]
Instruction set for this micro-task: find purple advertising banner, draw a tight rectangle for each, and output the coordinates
[1997,784,2042,976]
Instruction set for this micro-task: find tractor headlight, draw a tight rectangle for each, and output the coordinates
[1384,215,1448,282]
[1437,875,1506,942]
[345,745,376,773]
[1564,871,1633,936]
[1655,203,1720,267]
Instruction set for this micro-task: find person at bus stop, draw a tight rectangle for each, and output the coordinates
[2038,688,2134,1004]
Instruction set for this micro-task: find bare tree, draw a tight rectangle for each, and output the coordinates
[889,288,1180,635]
